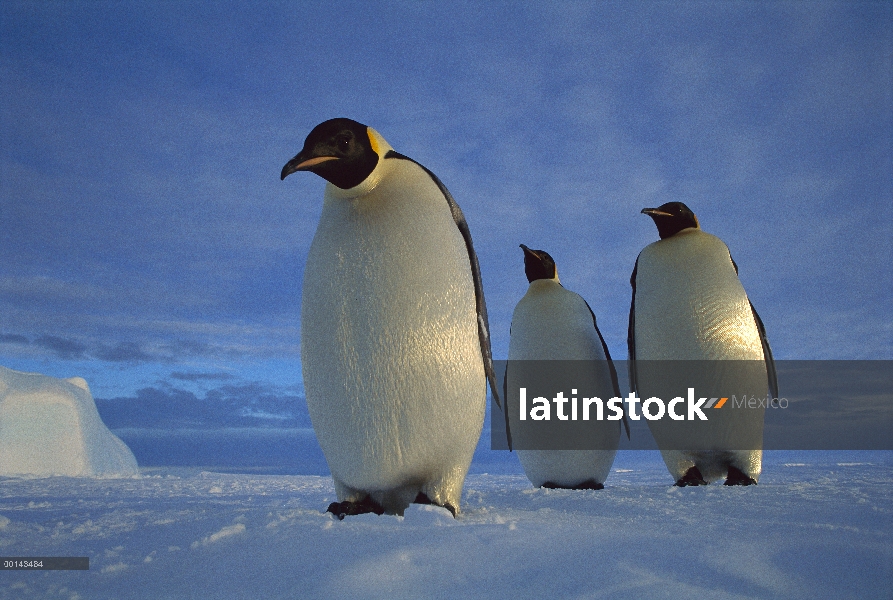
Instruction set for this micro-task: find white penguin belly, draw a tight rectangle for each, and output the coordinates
[634,230,766,481]
[634,231,763,362]
[301,162,485,495]
[508,281,619,487]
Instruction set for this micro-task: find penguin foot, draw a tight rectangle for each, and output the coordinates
[412,492,457,517]
[326,496,385,520]
[724,466,757,486]
[541,479,604,490]
[675,466,708,487]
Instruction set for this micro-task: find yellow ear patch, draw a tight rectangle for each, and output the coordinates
[367,128,380,156]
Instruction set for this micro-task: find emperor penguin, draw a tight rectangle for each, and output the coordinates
[280,118,499,517]
[628,202,777,486]
[506,245,625,489]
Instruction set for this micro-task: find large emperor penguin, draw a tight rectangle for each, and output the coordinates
[506,245,625,489]
[280,118,499,517]
[628,202,777,486]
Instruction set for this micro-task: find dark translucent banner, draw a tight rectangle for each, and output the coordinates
[0,557,89,570]
[490,360,893,451]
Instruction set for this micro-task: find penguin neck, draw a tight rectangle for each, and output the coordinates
[326,127,395,200]
[527,278,561,294]
[662,227,700,242]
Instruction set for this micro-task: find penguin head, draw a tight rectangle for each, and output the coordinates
[641,202,700,239]
[281,118,380,189]
[520,244,559,283]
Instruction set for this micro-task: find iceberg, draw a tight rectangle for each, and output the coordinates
[0,366,138,477]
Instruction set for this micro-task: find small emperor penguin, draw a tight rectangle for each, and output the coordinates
[506,245,625,489]
[281,118,500,517]
[628,202,777,486]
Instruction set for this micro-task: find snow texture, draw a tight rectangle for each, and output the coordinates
[0,367,138,477]
[0,451,889,599]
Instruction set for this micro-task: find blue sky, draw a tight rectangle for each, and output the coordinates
[1,2,891,430]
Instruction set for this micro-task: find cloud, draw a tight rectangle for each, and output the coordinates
[33,335,88,360]
[0,324,300,367]
[95,381,310,429]
[93,341,155,363]
[0,334,29,345]
[170,371,235,382]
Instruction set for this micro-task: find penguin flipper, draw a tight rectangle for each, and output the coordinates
[749,302,778,400]
[502,334,513,451]
[730,251,778,400]
[627,257,640,396]
[584,299,629,440]
[384,151,501,411]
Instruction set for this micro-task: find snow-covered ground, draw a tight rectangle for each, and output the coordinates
[1,451,890,599]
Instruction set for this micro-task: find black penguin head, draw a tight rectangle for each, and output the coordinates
[520,244,558,282]
[641,202,700,239]
[280,118,380,189]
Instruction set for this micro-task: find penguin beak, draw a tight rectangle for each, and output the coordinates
[280,154,339,180]
[520,244,541,266]
[641,208,673,218]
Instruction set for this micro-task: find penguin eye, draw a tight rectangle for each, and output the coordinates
[337,135,351,152]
